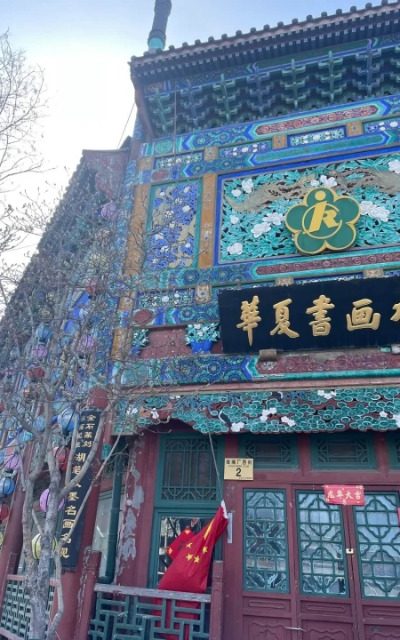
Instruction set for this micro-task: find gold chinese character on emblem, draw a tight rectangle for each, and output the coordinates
[236,295,261,346]
[346,298,381,331]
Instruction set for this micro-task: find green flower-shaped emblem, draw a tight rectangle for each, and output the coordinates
[285,187,360,255]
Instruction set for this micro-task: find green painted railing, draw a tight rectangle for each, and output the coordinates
[90,584,211,640]
[0,574,55,640]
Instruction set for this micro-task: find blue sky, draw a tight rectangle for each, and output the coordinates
[2,0,379,186]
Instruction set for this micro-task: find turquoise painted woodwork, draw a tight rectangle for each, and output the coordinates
[0,579,55,638]
[139,38,400,137]
[138,133,400,183]
[141,94,400,157]
[118,348,400,386]
[90,587,211,640]
[119,354,257,386]
[218,153,400,264]
[134,259,400,304]
[114,387,400,436]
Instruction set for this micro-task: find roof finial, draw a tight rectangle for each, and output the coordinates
[147,0,172,51]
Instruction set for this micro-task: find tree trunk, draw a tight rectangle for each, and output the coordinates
[25,466,61,640]
[29,581,49,640]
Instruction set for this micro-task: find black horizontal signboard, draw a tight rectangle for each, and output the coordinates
[218,277,400,353]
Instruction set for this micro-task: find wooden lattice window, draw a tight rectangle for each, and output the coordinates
[386,432,400,469]
[354,493,400,599]
[296,491,348,597]
[149,434,222,587]
[311,432,376,469]
[243,489,289,593]
[158,436,219,502]
[241,435,298,469]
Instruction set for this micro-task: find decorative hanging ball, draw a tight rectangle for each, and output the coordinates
[87,386,108,410]
[0,478,15,497]
[99,201,117,221]
[32,533,41,559]
[27,366,45,382]
[33,416,46,432]
[77,334,96,354]
[17,431,32,445]
[58,408,79,433]
[4,452,21,471]
[53,400,69,415]
[0,503,10,521]
[35,324,52,343]
[39,489,64,513]
[63,319,78,336]
[78,306,89,321]
[39,489,49,512]
[31,345,48,361]
[4,417,18,434]
[32,533,57,560]
[53,446,69,472]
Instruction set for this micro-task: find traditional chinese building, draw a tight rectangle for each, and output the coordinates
[2,1,400,639]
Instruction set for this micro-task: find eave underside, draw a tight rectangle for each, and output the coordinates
[133,39,400,137]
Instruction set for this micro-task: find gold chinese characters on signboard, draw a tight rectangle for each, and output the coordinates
[236,294,392,346]
[224,458,254,481]
[219,276,400,354]
[59,410,100,566]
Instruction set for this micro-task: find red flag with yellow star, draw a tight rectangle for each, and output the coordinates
[158,502,228,594]
[166,526,196,561]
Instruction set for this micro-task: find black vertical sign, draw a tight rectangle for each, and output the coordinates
[60,409,101,568]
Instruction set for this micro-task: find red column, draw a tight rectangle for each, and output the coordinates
[209,561,224,640]
[116,431,158,586]
[73,550,101,640]
[0,483,24,600]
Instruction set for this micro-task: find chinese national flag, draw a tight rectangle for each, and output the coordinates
[166,526,196,561]
[158,502,228,594]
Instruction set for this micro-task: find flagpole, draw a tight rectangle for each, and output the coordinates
[208,433,224,501]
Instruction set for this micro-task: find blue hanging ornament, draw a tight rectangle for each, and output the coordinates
[17,431,32,444]
[35,324,52,344]
[33,416,46,432]
[58,408,79,433]
[0,477,15,497]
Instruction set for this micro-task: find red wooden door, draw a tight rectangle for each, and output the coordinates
[224,484,400,640]
[343,490,400,640]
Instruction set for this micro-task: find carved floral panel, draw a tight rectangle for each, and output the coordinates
[217,153,400,264]
[144,180,201,271]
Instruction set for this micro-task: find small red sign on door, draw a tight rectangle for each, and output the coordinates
[323,484,365,506]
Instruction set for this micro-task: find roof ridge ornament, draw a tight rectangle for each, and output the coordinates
[147,0,172,51]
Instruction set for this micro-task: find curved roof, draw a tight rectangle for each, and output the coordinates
[130,0,400,138]
[131,0,400,82]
